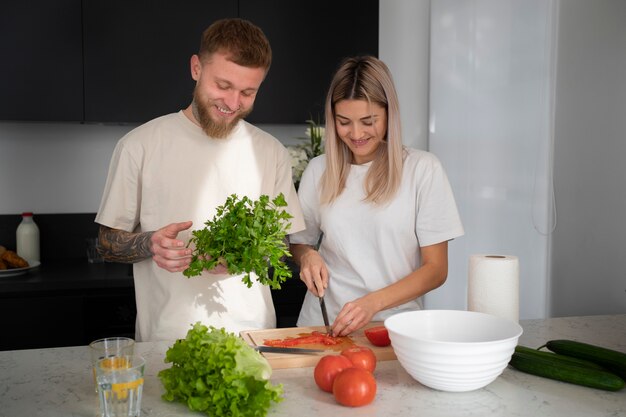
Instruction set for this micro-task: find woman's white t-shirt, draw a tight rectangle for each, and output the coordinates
[291,148,464,326]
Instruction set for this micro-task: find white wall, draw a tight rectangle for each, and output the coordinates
[0,122,303,215]
[426,0,556,319]
[379,0,431,150]
[550,0,626,316]
[0,123,131,214]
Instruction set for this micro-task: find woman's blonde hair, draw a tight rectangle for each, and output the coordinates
[320,56,404,205]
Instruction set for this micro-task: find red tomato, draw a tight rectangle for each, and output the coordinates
[314,354,354,392]
[333,367,377,407]
[341,345,377,373]
[364,326,391,347]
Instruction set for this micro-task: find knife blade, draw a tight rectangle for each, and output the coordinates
[319,296,332,335]
[254,346,324,354]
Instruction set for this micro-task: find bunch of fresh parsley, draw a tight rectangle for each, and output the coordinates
[183,193,294,289]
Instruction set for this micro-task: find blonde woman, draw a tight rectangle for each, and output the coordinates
[290,56,464,336]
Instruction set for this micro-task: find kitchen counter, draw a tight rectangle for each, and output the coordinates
[0,260,133,294]
[0,314,624,417]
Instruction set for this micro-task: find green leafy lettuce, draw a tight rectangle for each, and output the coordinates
[183,193,294,289]
[158,323,283,417]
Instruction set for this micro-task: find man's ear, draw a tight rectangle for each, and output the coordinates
[190,55,202,81]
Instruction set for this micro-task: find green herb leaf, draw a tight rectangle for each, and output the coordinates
[158,323,283,417]
[183,193,293,289]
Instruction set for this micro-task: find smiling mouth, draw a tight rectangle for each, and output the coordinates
[216,105,238,115]
[351,138,370,147]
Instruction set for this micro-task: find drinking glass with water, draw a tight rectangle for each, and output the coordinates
[95,355,145,417]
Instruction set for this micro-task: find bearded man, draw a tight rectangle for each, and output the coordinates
[95,18,304,342]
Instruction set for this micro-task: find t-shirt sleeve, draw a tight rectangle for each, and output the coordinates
[414,154,464,246]
[274,144,306,234]
[289,157,323,246]
[94,138,141,232]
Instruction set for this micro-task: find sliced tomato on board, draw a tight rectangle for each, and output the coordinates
[364,326,391,347]
[264,331,343,347]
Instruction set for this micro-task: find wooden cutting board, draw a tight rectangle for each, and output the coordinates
[240,322,396,369]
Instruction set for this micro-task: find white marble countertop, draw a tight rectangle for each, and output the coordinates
[0,314,624,417]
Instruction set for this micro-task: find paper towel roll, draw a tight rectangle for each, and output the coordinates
[467,254,519,323]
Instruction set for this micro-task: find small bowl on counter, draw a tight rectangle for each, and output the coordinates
[384,310,523,392]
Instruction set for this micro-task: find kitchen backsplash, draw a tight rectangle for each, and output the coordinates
[0,121,305,215]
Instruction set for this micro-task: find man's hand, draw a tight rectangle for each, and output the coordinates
[150,221,194,272]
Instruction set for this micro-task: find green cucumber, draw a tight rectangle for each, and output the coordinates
[544,339,626,379]
[509,351,625,391]
[515,345,605,370]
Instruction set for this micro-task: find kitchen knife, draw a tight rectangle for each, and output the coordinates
[319,296,332,335]
[254,346,324,354]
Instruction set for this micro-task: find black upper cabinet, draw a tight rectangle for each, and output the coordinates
[83,0,237,123]
[241,0,379,124]
[0,1,378,124]
[0,0,83,122]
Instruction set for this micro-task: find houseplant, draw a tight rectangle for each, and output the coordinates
[287,119,325,188]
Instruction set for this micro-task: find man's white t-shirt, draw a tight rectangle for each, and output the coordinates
[96,111,305,342]
[291,148,464,326]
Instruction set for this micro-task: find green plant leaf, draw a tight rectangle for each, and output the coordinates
[183,193,293,289]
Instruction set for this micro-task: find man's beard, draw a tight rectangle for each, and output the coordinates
[191,87,252,138]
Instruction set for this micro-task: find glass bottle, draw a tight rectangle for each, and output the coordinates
[16,212,40,262]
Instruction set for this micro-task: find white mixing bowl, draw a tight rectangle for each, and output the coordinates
[384,310,523,392]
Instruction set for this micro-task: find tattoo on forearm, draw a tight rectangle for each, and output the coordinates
[98,225,155,263]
